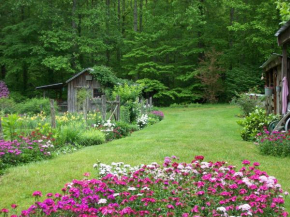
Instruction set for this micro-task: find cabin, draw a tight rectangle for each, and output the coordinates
[66,68,102,112]
[36,68,104,112]
[260,54,290,115]
[261,20,290,115]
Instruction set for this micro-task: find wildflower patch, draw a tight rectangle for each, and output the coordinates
[3,156,288,216]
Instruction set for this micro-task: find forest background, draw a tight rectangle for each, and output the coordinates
[1,0,290,106]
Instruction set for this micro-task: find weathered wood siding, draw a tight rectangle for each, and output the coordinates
[67,71,101,112]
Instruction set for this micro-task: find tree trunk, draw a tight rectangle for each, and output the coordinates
[139,0,143,32]
[133,0,138,31]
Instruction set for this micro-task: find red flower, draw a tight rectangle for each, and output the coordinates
[195,156,204,161]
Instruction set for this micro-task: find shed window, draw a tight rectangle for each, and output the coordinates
[93,88,102,98]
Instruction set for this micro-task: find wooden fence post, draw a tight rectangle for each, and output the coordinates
[50,99,56,128]
[83,98,88,126]
[146,99,149,113]
[140,98,144,115]
[101,95,107,121]
[0,117,3,140]
[149,97,153,111]
[116,95,120,121]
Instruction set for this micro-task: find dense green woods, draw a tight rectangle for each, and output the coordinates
[0,0,288,105]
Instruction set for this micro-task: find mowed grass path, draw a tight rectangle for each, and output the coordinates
[1,105,290,211]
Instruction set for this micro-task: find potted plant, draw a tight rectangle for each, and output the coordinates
[264,86,273,96]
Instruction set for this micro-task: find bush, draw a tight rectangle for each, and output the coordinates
[77,129,105,146]
[56,123,84,145]
[0,81,9,98]
[256,129,290,157]
[237,107,279,141]
[151,110,164,121]
[231,88,264,116]
[12,156,289,216]
[16,98,58,115]
[0,98,16,114]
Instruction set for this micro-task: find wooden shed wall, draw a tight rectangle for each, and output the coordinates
[67,71,101,112]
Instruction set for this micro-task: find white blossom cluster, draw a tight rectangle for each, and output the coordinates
[94,161,143,178]
[137,114,148,129]
[103,119,115,131]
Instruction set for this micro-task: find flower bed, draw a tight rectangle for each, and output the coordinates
[2,156,288,216]
[256,128,290,157]
[0,137,54,174]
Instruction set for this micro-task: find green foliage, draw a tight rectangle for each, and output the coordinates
[77,129,105,146]
[56,123,84,145]
[112,84,142,123]
[256,130,290,157]
[16,98,57,115]
[237,107,280,141]
[231,88,265,116]
[0,98,16,114]
[0,0,281,105]
[90,66,120,89]
[2,114,21,141]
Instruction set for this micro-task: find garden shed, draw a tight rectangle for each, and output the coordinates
[66,68,102,112]
[260,21,290,115]
[260,53,290,115]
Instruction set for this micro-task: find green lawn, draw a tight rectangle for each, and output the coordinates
[1,105,290,212]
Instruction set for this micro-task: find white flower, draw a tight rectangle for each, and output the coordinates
[113,193,120,197]
[98,198,107,204]
[238,204,251,211]
[217,207,226,212]
[128,187,137,191]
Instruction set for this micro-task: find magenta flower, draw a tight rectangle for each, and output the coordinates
[242,160,250,165]
[32,191,42,197]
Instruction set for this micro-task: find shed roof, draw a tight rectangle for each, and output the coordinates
[275,20,290,37]
[260,53,282,69]
[66,68,94,83]
[36,83,64,90]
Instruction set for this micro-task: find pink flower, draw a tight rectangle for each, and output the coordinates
[32,191,42,197]
[242,160,250,165]
[167,204,175,209]
[11,204,17,209]
[253,162,260,167]
[1,208,9,213]
[83,172,90,177]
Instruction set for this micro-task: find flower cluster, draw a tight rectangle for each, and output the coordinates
[0,137,54,173]
[151,111,164,121]
[0,81,9,98]
[256,127,290,157]
[137,114,148,129]
[6,156,288,216]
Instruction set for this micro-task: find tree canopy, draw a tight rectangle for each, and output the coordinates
[0,0,285,105]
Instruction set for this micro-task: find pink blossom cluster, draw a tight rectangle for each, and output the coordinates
[0,81,9,98]
[0,137,54,171]
[1,156,288,216]
[256,127,290,157]
[151,111,164,119]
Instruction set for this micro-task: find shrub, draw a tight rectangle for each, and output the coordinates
[231,88,264,116]
[137,114,148,129]
[114,121,132,137]
[151,110,164,121]
[56,123,84,145]
[0,98,15,114]
[11,156,289,216]
[77,129,105,146]
[256,128,290,157]
[16,98,58,115]
[237,107,279,141]
[0,81,9,98]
